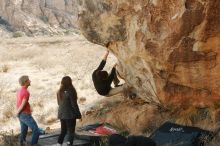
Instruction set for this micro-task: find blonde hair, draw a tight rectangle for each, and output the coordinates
[19,75,29,86]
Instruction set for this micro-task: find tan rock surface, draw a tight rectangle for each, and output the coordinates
[77,0,220,107]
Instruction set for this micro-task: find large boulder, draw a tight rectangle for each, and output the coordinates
[77,0,220,107]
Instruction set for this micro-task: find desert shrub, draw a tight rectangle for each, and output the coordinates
[30,55,58,70]
[12,31,24,38]
[39,16,49,23]
[35,106,57,125]
[32,92,58,125]
[1,64,9,73]
[0,85,3,99]
[0,80,16,123]
[64,28,81,35]
[0,45,44,62]
[0,102,15,123]
[0,130,18,146]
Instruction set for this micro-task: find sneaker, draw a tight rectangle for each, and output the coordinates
[20,141,28,146]
[67,141,73,146]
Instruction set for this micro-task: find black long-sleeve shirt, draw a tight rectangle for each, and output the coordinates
[92,60,116,96]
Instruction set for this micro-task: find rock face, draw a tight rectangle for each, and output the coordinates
[0,0,79,36]
[77,0,220,107]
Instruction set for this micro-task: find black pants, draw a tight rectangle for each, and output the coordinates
[58,119,76,145]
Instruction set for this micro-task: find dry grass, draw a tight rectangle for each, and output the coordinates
[12,31,24,38]
[37,107,57,125]
[30,55,59,70]
[0,35,117,135]
[0,130,18,146]
[172,106,220,130]
[1,64,9,73]
[0,81,16,124]
[208,133,220,146]
[175,107,198,126]
[0,46,44,62]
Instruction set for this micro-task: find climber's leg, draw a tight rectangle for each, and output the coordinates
[106,85,125,97]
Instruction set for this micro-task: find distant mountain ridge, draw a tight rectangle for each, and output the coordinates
[0,0,79,37]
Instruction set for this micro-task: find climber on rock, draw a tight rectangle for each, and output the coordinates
[92,48,124,97]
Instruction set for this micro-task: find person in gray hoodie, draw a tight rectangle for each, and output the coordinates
[57,76,82,146]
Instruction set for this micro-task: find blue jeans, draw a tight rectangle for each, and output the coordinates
[18,113,39,146]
